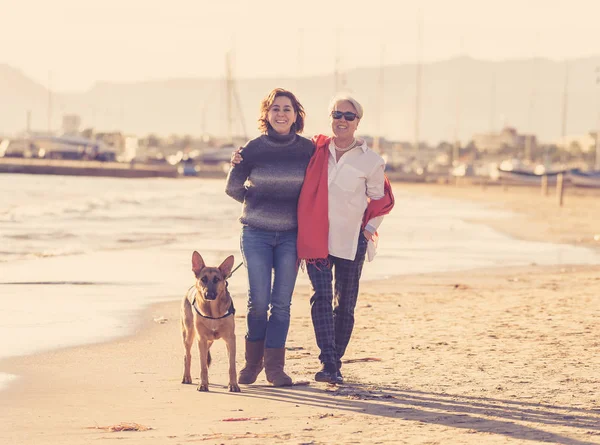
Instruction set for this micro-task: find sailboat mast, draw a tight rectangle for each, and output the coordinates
[373,44,385,153]
[489,69,496,133]
[225,52,234,144]
[200,103,207,140]
[560,61,569,163]
[47,71,53,134]
[334,29,341,93]
[525,57,538,162]
[297,28,304,92]
[225,50,247,142]
[453,57,462,165]
[595,66,600,170]
[414,13,423,151]
[232,83,247,141]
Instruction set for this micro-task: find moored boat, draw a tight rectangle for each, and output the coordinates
[568,169,600,188]
[492,167,565,185]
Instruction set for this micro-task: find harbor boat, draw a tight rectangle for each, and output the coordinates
[0,135,116,161]
[491,167,566,185]
[568,169,600,188]
[489,159,566,185]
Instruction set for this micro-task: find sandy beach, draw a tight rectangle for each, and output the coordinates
[1,181,599,445]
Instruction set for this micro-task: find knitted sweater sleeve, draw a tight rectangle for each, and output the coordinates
[225,145,252,203]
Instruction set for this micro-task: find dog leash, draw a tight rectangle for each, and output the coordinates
[227,262,244,279]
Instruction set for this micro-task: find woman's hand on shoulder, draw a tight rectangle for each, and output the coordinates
[230,147,243,166]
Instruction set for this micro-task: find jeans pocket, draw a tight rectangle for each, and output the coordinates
[356,233,368,257]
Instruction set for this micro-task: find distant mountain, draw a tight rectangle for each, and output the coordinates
[0,64,49,134]
[1,56,599,144]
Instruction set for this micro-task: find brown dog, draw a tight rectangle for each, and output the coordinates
[181,251,240,392]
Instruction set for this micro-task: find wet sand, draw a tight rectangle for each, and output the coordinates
[1,181,599,445]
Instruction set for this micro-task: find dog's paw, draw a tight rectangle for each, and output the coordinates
[197,384,209,392]
[182,375,192,384]
[229,383,241,392]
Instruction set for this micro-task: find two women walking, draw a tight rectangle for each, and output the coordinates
[226,88,394,386]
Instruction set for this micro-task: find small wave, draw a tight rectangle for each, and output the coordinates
[0,281,140,286]
[107,237,176,250]
[0,249,83,263]
[4,231,76,241]
[27,248,86,259]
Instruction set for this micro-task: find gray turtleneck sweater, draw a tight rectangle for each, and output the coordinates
[225,129,314,231]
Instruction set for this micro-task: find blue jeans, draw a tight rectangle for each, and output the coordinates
[240,226,299,349]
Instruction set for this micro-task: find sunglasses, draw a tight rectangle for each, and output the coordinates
[331,111,359,121]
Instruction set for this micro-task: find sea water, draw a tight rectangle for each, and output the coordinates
[1,174,598,390]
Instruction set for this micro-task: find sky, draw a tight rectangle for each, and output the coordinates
[1,0,599,92]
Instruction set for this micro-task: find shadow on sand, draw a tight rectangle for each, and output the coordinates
[218,382,600,445]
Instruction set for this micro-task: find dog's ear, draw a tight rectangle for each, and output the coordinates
[192,251,205,276]
[218,255,235,278]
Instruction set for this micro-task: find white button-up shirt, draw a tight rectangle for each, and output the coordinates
[327,139,386,261]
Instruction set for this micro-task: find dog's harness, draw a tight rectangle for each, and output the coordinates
[189,284,236,320]
[188,263,243,320]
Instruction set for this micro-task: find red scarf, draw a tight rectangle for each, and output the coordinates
[297,134,331,261]
[361,175,395,230]
[297,134,395,262]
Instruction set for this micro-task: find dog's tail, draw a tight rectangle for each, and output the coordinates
[207,351,212,367]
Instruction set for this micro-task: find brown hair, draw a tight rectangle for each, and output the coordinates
[258,88,305,134]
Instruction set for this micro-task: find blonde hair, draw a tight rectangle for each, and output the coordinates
[328,93,364,119]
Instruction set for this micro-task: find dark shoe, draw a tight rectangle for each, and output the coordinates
[264,347,293,386]
[334,368,344,384]
[314,363,337,383]
[238,340,264,384]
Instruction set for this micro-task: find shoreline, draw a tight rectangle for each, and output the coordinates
[398,181,600,250]
[1,181,599,444]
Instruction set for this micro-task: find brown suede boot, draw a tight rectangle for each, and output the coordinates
[264,347,293,386]
[238,339,264,384]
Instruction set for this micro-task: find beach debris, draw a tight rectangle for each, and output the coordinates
[221,417,268,422]
[287,353,311,359]
[197,432,291,441]
[327,386,396,401]
[153,316,168,324]
[285,346,305,351]
[343,357,382,364]
[344,391,396,401]
[453,283,470,290]
[292,380,311,386]
[87,422,153,432]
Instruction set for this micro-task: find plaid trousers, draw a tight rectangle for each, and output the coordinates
[307,234,368,367]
